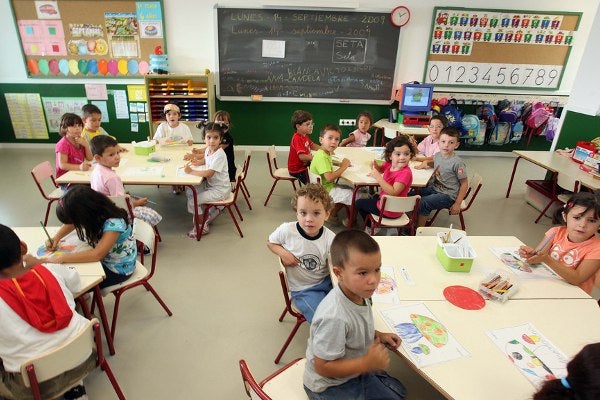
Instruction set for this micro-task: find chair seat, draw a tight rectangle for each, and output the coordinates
[49,187,66,199]
[368,212,410,227]
[101,262,149,296]
[262,359,307,399]
[274,168,295,179]
[207,192,235,206]
[557,193,572,203]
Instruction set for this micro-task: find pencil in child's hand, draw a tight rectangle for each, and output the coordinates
[39,221,53,244]
[532,232,556,255]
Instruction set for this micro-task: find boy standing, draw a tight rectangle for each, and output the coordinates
[304,230,406,399]
[267,184,335,323]
[416,127,468,227]
[288,110,320,185]
[309,124,353,224]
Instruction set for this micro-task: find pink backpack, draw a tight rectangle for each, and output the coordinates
[525,102,551,129]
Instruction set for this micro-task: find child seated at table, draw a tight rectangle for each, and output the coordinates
[44,185,137,289]
[414,115,447,169]
[90,135,162,228]
[355,135,416,232]
[340,112,373,147]
[303,229,406,399]
[533,342,600,400]
[55,113,93,180]
[0,224,93,400]
[309,124,354,225]
[183,123,231,238]
[288,110,320,185]
[519,192,600,295]
[267,183,335,323]
[81,103,126,153]
[415,127,468,228]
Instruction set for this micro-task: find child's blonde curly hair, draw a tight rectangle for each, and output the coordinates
[292,183,334,212]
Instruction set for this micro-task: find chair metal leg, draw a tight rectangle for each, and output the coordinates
[459,213,466,231]
[143,281,173,316]
[225,206,244,237]
[427,209,442,226]
[264,181,279,206]
[274,318,305,364]
[110,292,123,341]
[535,200,555,224]
[278,307,288,322]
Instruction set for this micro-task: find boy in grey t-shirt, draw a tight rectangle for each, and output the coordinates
[415,127,468,227]
[303,230,406,399]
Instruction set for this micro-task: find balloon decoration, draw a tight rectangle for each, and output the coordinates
[138,60,149,75]
[26,59,39,75]
[78,59,89,75]
[98,59,108,75]
[107,59,118,75]
[127,59,139,75]
[37,59,50,75]
[68,59,79,75]
[48,59,59,75]
[117,59,128,75]
[58,59,69,76]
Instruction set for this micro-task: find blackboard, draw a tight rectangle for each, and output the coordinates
[216,8,400,103]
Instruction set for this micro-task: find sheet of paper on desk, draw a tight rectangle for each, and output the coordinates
[486,322,567,387]
[380,302,469,368]
[411,166,434,181]
[176,164,206,177]
[488,247,559,279]
[372,266,399,304]
[121,166,164,177]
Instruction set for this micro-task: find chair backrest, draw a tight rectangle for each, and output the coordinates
[416,226,467,236]
[461,173,483,211]
[108,195,135,221]
[379,194,420,214]
[308,170,321,184]
[556,173,579,193]
[232,171,245,201]
[133,219,158,275]
[31,161,58,198]
[239,358,307,400]
[267,145,280,173]
[20,318,97,388]
[278,263,304,318]
[242,150,252,176]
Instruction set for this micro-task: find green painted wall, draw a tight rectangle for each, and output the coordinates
[556,110,600,149]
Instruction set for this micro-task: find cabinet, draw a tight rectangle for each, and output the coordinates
[145,71,215,138]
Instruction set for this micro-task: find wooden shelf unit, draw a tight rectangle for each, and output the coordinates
[145,72,214,136]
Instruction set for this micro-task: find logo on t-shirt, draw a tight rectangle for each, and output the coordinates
[300,254,320,271]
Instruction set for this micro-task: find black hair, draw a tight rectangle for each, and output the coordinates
[59,113,83,137]
[90,135,119,156]
[82,103,102,118]
[291,110,312,129]
[383,135,417,162]
[330,230,380,268]
[429,114,448,127]
[552,192,600,227]
[440,126,461,140]
[0,224,22,270]
[356,112,373,126]
[533,343,600,400]
[202,122,225,140]
[56,185,129,247]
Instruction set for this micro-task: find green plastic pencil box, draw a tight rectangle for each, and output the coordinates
[435,232,476,272]
[132,141,156,155]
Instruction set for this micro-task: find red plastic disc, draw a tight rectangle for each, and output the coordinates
[443,285,485,310]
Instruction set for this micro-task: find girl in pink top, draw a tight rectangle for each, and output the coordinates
[520,192,600,294]
[340,112,373,147]
[414,115,447,170]
[54,113,92,178]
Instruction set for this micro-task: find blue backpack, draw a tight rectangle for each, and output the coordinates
[440,99,466,134]
[476,103,497,144]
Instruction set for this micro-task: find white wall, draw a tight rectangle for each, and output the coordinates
[1,0,599,97]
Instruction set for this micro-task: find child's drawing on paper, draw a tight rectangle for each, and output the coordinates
[489,247,558,279]
[372,265,399,304]
[380,303,468,368]
[36,243,77,258]
[487,323,568,387]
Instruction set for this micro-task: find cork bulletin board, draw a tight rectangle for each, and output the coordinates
[423,7,581,90]
[10,0,167,78]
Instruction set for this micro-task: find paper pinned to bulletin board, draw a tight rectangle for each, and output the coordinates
[424,7,581,90]
[4,93,49,139]
[11,0,166,78]
[41,96,87,132]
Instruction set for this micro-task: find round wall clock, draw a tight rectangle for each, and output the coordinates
[390,6,410,27]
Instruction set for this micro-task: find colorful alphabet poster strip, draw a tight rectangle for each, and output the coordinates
[4,93,49,139]
[486,323,568,388]
[488,247,559,279]
[380,303,469,368]
[372,265,399,304]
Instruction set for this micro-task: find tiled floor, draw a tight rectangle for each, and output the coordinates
[0,146,578,399]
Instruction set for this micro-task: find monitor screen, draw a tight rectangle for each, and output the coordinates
[399,83,434,114]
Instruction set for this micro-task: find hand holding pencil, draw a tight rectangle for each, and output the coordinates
[519,232,556,263]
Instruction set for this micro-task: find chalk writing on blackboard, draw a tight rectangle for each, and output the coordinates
[217,8,400,102]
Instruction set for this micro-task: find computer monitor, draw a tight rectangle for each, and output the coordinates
[399,83,434,114]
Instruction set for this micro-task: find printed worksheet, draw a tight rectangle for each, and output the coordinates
[486,323,568,388]
[176,164,206,177]
[380,303,469,368]
[372,266,399,304]
[121,166,164,177]
[489,247,559,279]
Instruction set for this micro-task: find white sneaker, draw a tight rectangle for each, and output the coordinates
[205,207,220,225]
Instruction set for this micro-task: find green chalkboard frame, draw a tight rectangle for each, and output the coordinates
[216,6,401,104]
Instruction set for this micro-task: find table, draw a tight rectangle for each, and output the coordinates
[372,119,429,146]
[55,143,207,241]
[12,227,116,355]
[506,150,600,198]
[370,235,598,400]
[374,236,590,301]
[333,147,435,228]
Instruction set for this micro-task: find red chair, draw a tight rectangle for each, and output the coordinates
[530,173,579,224]
[264,146,298,206]
[98,219,173,341]
[31,161,65,225]
[238,150,252,210]
[239,358,307,400]
[20,318,126,400]
[428,173,483,230]
[274,267,306,364]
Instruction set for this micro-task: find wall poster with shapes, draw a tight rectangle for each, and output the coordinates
[4,93,49,139]
[10,0,166,78]
[424,7,581,90]
[41,96,87,132]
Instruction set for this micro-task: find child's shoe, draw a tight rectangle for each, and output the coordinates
[205,207,220,225]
